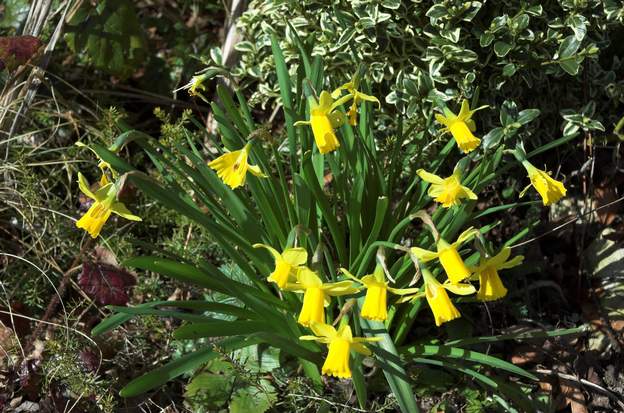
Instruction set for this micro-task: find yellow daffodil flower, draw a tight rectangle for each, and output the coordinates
[435,99,486,154]
[300,322,380,378]
[253,243,308,288]
[521,160,567,206]
[422,269,475,326]
[295,91,352,154]
[208,143,266,189]
[76,172,141,238]
[340,266,420,321]
[332,73,380,126]
[174,72,211,101]
[472,247,524,301]
[410,227,479,284]
[417,168,477,208]
[284,267,359,327]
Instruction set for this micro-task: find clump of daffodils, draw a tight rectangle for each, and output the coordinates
[94,67,574,384]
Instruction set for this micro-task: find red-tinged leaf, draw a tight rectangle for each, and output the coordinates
[78,262,136,306]
[79,348,101,373]
[0,36,42,70]
[0,301,31,338]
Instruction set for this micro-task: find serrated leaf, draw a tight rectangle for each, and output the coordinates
[229,379,276,413]
[184,372,234,411]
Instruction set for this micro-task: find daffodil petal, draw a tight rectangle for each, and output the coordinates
[310,322,337,339]
[452,227,478,248]
[443,282,476,296]
[78,172,97,200]
[110,202,142,221]
[247,164,266,177]
[410,247,439,262]
[435,113,451,127]
[281,247,308,266]
[499,254,524,270]
[350,342,372,356]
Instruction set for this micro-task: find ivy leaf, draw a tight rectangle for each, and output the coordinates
[480,32,494,47]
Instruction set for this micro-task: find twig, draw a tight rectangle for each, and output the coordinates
[510,194,624,248]
[24,238,91,354]
[535,368,624,409]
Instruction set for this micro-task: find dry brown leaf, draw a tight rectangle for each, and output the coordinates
[510,344,544,365]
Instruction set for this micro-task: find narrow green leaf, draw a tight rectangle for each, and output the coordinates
[444,325,587,347]
[174,321,271,339]
[403,344,538,381]
[119,336,260,397]
[359,300,419,413]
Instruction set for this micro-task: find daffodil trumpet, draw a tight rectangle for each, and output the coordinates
[340,266,420,321]
[410,227,479,284]
[417,168,477,208]
[520,160,567,206]
[420,268,475,326]
[331,72,380,126]
[253,243,307,288]
[435,99,487,153]
[472,247,523,301]
[300,322,380,379]
[284,267,359,327]
[294,90,352,154]
[208,143,266,189]
[75,172,141,238]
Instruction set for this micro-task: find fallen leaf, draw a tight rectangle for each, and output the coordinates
[0,36,42,71]
[593,183,620,226]
[510,344,544,365]
[0,301,31,338]
[78,262,136,306]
